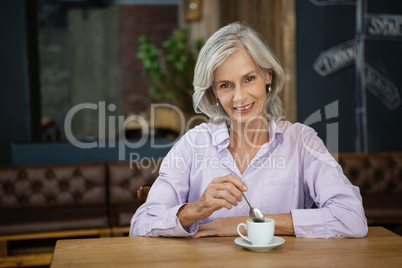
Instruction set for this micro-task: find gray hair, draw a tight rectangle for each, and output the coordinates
[192,22,285,123]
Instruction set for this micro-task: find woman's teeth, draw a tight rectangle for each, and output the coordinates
[234,103,253,111]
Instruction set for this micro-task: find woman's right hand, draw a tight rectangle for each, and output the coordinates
[177,174,247,228]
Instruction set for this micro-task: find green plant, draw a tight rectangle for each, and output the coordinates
[137,29,203,111]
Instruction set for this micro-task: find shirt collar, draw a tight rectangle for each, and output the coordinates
[208,120,284,149]
[208,122,230,148]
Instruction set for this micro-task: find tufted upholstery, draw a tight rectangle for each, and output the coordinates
[0,163,108,235]
[108,159,162,227]
[337,153,402,225]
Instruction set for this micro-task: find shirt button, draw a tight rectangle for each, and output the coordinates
[308,230,313,235]
[239,204,244,209]
[164,221,168,226]
[336,234,341,238]
[145,227,150,232]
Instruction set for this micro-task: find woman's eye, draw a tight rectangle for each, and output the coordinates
[246,76,256,82]
[220,84,231,89]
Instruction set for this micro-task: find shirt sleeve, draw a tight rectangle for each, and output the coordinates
[129,136,198,237]
[290,125,368,238]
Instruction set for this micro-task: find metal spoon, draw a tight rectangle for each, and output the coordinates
[241,192,265,222]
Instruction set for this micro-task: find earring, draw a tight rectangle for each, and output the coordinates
[266,84,272,92]
[216,101,219,107]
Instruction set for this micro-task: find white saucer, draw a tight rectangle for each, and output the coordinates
[234,236,285,252]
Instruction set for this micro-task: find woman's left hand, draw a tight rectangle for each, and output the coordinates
[192,216,248,238]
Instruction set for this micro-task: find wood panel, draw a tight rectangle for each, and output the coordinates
[0,253,52,268]
[280,0,297,122]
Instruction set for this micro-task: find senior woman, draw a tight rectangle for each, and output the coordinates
[130,22,368,238]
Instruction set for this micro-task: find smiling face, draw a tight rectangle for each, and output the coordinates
[212,48,272,126]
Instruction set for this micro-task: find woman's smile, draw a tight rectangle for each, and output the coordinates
[233,102,255,113]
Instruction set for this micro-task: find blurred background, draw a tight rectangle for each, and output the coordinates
[1,0,401,166]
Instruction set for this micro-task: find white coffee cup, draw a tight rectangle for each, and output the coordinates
[237,218,275,245]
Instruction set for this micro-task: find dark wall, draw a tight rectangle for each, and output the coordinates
[0,0,41,165]
[296,0,402,152]
[364,1,402,151]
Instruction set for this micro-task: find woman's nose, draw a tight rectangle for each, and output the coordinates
[233,86,246,103]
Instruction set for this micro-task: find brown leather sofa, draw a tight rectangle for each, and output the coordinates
[0,163,109,236]
[108,159,162,228]
[0,160,162,238]
[0,163,112,267]
[337,152,402,235]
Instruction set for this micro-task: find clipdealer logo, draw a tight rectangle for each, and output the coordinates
[301,100,339,167]
[64,102,207,160]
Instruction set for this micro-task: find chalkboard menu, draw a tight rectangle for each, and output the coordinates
[296,0,402,152]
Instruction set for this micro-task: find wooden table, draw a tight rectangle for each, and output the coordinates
[50,227,401,267]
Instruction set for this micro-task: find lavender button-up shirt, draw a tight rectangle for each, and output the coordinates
[130,120,368,238]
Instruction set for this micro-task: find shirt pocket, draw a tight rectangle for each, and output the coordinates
[260,177,296,214]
